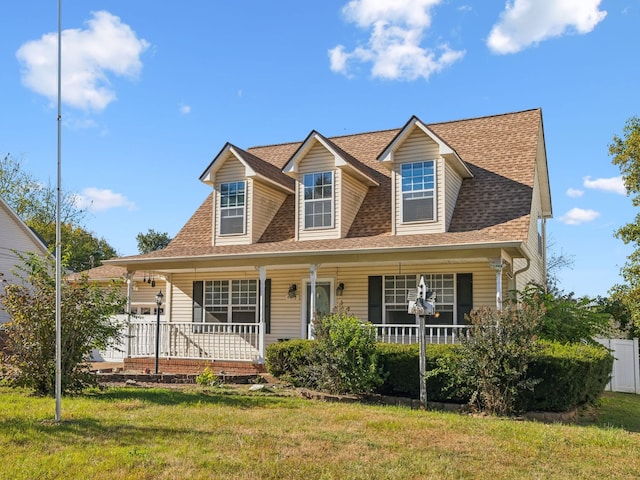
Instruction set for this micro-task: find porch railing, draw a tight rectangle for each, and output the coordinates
[126,320,260,362]
[374,324,470,345]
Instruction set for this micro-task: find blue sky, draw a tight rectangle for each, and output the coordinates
[1,0,639,298]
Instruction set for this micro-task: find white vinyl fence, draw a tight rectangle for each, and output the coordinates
[596,338,640,394]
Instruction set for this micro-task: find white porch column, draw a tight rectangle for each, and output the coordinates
[309,264,318,339]
[258,266,266,363]
[125,272,134,358]
[490,259,504,311]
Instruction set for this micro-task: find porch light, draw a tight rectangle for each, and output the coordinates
[336,282,345,296]
[287,284,297,299]
[154,290,164,375]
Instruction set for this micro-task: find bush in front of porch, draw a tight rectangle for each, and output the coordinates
[267,340,613,413]
[266,309,383,395]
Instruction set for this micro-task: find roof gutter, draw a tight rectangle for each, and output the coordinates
[105,240,527,270]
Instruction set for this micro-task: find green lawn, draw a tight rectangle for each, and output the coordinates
[1,386,639,479]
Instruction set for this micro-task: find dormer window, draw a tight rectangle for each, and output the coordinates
[303,171,333,229]
[401,161,435,223]
[220,181,246,235]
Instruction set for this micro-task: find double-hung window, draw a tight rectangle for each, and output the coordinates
[401,161,435,223]
[382,273,455,324]
[303,171,333,229]
[219,181,246,235]
[204,279,257,323]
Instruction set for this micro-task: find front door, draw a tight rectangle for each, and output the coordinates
[306,282,331,336]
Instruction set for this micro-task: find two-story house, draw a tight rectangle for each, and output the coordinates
[107,108,552,374]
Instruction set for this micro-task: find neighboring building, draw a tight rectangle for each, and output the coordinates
[107,108,552,373]
[0,195,49,323]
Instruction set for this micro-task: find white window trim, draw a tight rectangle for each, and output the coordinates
[382,273,456,325]
[303,171,334,230]
[399,160,437,224]
[203,279,258,323]
[219,181,247,236]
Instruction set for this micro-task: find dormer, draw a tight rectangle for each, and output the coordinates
[200,143,294,246]
[283,131,379,241]
[378,116,473,235]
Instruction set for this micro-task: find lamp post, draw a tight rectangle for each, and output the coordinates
[154,290,164,375]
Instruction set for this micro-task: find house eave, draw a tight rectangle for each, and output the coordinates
[106,240,527,273]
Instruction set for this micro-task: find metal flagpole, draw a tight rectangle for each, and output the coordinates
[55,0,62,422]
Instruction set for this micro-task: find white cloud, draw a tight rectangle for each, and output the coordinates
[16,11,150,112]
[566,188,584,198]
[583,176,626,195]
[75,187,136,212]
[558,207,600,225]
[179,103,191,115]
[329,0,465,81]
[487,0,607,54]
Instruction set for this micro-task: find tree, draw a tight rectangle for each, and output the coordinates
[610,116,640,333]
[0,252,126,395]
[136,229,172,254]
[0,153,117,271]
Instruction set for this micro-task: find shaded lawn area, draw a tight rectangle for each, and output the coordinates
[0,386,639,480]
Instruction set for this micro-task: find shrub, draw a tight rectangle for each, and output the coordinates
[311,309,384,395]
[437,304,543,415]
[376,343,464,402]
[265,339,314,384]
[195,367,220,387]
[521,341,613,412]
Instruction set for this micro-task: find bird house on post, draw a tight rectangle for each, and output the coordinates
[408,275,437,409]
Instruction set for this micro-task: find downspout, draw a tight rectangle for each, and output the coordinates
[513,257,531,293]
[542,217,548,293]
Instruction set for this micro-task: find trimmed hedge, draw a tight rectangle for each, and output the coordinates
[265,339,613,412]
[522,341,614,412]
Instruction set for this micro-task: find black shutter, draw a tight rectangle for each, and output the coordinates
[193,281,204,323]
[368,276,383,324]
[456,273,473,325]
[264,278,271,334]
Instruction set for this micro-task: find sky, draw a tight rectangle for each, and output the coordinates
[1,0,639,299]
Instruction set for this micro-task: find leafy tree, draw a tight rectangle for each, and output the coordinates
[609,116,640,333]
[0,252,125,395]
[519,285,609,344]
[0,153,117,271]
[136,229,172,254]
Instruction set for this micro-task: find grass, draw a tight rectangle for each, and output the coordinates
[1,386,639,479]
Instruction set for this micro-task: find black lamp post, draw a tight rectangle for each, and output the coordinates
[154,290,164,375]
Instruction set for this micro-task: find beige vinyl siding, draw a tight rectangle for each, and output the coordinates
[0,203,48,323]
[297,143,340,241]
[515,167,545,291]
[131,280,167,305]
[251,180,287,243]
[340,171,369,237]
[167,262,499,349]
[444,160,463,231]
[393,129,445,235]
[214,157,251,246]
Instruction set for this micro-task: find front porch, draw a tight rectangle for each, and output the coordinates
[95,315,470,374]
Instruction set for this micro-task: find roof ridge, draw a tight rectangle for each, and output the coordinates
[427,108,541,127]
[246,108,541,151]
